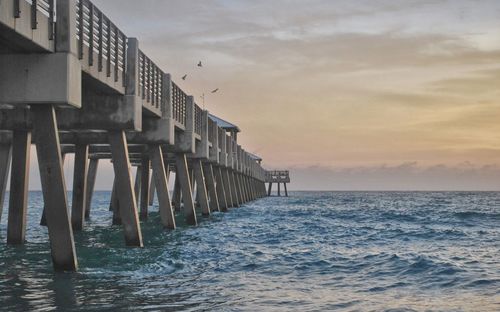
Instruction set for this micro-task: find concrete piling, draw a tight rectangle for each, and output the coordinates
[85,158,99,220]
[150,145,175,229]
[7,130,31,245]
[71,144,89,231]
[32,105,78,271]
[139,157,150,221]
[192,160,210,216]
[0,143,12,223]
[203,164,220,212]
[109,131,143,247]
[176,154,197,225]
[214,167,228,212]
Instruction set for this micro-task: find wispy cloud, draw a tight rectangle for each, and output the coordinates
[86,0,500,190]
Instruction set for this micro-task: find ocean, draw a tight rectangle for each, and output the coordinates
[0,191,499,311]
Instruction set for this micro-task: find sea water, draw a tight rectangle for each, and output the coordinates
[0,191,499,311]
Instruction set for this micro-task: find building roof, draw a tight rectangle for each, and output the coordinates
[247,152,263,162]
[209,114,240,132]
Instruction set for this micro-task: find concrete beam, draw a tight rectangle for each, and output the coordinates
[0,53,81,107]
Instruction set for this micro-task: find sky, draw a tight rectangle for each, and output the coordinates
[24,0,500,190]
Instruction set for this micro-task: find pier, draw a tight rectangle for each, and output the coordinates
[0,0,285,271]
[266,171,290,197]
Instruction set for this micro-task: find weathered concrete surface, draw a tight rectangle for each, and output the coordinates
[0,53,82,107]
[109,131,143,247]
[150,145,175,229]
[192,160,210,216]
[32,106,77,271]
[0,143,12,222]
[7,130,31,245]
[71,144,89,231]
[175,153,197,225]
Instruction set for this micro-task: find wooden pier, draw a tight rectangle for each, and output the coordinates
[0,0,285,271]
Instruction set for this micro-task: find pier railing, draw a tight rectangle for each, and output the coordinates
[265,170,290,183]
[3,0,271,181]
[138,49,163,116]
[76,0,127,86]
[172,82,187,127]
[194,104,203,136]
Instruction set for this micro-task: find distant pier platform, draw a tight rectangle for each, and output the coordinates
[266,170,291,197]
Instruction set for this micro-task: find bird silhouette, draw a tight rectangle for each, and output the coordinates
[211,88,219,93]
[182,74,187,80]
[197,61,203,67]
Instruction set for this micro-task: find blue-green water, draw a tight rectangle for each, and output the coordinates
[0,191,499,311]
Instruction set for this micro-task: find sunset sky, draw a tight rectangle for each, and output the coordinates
[28,0,500,190]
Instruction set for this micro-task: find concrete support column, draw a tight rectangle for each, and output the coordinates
[268,183,272,196]
[134,166,142,207]
[203,164,220,212]
[214,167,228,212]
[148,174,155,206]
[71,144,89,231]
[230,171,241,207]
[172,174,181,212]
[175,153,197,225]
[241,174,250,203]
[139,157,150,221]
[222,168,235,208]
[278,182,281,197]
[85,158,99,220]
[284,183,289,197]
[110,179,121,225]
[150,145,175,229]
[236,173,249,204]
[7,131,31,245]
[0,143,12,223]
[32,106,77,271]
[192,160,210,216]
[236,174,245,203]
[40,153,66,226]
[109,131,143,247]
[246,176,254,201]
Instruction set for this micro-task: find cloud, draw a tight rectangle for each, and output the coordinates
[82,0,500,190]
[288,162,500,191]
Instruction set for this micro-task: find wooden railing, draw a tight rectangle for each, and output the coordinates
[76,0,127,85]
[138,49,163,114]
[172,82,187,126]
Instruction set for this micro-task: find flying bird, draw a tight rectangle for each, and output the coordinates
[182,74,187,80]
[197,61,203,67]
[211,88,219,94]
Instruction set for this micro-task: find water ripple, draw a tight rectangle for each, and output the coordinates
[0,191,499,311]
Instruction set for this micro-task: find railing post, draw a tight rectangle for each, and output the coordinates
[31,0,38,30]
[195,110,209,158]
[14,0,20,18]
[98,11,103,72]
[56,0,78,54]
[177,96,195,153]
[49,0,55,40]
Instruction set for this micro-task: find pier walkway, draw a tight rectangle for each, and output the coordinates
[0,0,278,271]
